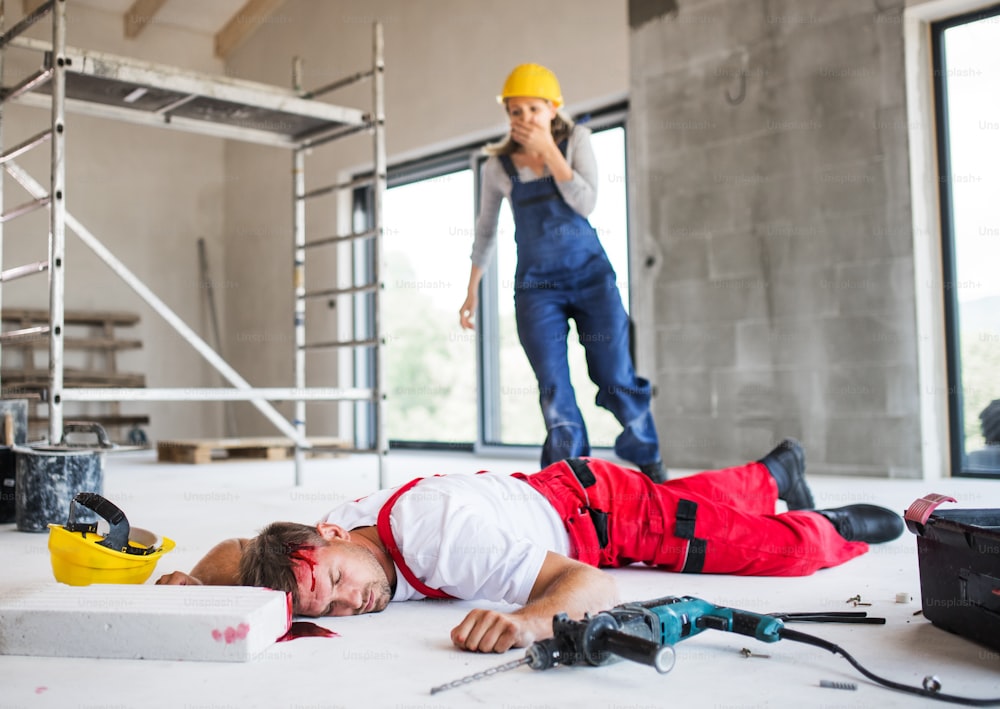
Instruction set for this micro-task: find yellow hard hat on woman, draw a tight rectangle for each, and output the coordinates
[499,63,563,107]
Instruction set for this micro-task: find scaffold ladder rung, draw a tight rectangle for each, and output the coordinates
[0,0,54,50]
[298,174,375,201]
[300,338,378,350]
[0,67,53,103]
[300,68,375,99]
[301,283,378,299]
[0,260,48,282]
[0,196,50,223]
[303,228,377,250]
[0,129,52,165]
[0,325,50,345]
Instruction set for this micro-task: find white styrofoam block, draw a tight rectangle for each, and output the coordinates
[0,584,291,662]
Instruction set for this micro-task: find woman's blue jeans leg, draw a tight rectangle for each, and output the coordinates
[571,277,660,466]
[515,288,590,467]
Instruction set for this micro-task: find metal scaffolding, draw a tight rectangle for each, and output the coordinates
[0,1,387,485]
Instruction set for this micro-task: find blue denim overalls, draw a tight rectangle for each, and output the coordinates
[499,139,660,468]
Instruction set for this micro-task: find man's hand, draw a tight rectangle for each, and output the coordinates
[450,552,620,653]
[153,537,250,587]
[155,570,203,585]
[450,608,533,653]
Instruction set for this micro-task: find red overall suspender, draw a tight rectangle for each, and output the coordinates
[375,477,456,600]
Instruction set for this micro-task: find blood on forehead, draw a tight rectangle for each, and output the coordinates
[290,546,318,592]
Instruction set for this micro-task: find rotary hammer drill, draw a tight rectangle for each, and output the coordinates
[523,595,784,673]
[434,595,1000,705]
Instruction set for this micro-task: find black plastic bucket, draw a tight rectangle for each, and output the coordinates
[14,422,112,533]
[0,446,16,523]
[0,399,28,524]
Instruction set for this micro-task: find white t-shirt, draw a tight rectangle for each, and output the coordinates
[320,472,569,606]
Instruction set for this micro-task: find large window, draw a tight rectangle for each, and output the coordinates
[376,109,630,451]
[933,6,1000,476]
[382,168,477,447]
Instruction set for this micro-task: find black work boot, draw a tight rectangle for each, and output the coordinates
[758,438,814,510]
[638,460,668,484]
[816,505,904,544]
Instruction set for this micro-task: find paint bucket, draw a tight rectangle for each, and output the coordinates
[0,399,29,524]
[14,422,113,533]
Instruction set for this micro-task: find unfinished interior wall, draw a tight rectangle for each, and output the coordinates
[222,0,629,438]
[1,4,226,440]
[628,0,921,477]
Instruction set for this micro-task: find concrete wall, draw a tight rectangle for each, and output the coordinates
[627,0,928,476]
[221,0,630,437]
[1,4,225,441]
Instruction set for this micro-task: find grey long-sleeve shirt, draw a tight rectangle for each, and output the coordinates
[470,125,598,270]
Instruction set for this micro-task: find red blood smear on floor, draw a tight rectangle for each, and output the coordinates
[277,621,340,643]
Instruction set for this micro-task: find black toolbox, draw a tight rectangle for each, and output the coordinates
[905,494,1000,652]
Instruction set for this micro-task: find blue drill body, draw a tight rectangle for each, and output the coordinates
[629,595,785,646]
[524,595,785,673]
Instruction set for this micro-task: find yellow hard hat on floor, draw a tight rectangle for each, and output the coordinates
[47,492,175,586]
[499,63,563,107]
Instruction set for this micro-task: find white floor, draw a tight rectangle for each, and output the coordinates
[2,448,999,708]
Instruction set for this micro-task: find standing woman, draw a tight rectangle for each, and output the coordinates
[458,63,665,482]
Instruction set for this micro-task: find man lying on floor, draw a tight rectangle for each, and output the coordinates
[156,439,904,654]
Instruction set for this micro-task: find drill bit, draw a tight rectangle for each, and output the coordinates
[430,655,531,695]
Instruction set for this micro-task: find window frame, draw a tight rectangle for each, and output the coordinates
[930,3,1000,478]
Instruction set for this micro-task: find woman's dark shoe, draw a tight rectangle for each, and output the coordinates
[816,504,904,544]
[758,438,814,510]
[639,460,667,484]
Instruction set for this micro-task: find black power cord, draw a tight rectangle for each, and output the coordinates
[780,627,1000,706]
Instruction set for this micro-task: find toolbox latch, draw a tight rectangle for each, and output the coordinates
[904,493,958,532]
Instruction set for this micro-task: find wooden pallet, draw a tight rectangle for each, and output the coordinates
[156,437,349,465]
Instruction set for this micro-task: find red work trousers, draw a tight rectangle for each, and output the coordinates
[519,457,867,576]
